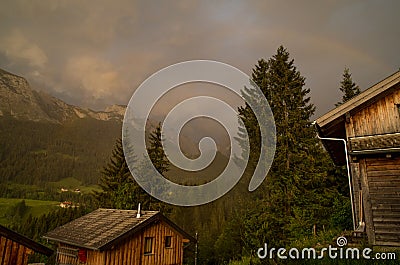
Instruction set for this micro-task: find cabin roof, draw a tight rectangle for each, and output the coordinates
[315,70,400,165]
[43,208,196,251]
[0,224,53,256]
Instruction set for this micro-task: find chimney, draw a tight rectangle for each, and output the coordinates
[136,203,141,218]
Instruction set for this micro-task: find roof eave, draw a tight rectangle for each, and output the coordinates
[316,70,400,128]
[42,236,100,251]
[0,225,53,256]
[159,214,197,243]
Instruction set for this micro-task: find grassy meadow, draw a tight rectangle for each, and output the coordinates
[0,198,59,226]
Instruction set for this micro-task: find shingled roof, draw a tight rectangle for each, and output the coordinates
[43,208,195,251]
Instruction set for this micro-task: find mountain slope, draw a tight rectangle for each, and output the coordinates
[0,68,230,186]
[0,68,123,185]
[0,68,125,123]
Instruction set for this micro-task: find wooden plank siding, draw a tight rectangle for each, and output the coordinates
[350,162,362,226]
[86,249,104,265]
[366,157,400,246]
[56,243,79,265]
[359,158,375,245]
[352,156,400,247]
[346,85,400,138]
[56,220,185,265]
[140,220,183,265]
[0,235,33,265]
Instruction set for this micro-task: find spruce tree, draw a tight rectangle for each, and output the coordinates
[147,123,170,175]
[235,46,341,249]
[97,138,130,194]
[143,123,171,212]
[94,138,138,209]
[264,46,319,243]
[335,67,360,106]
[95,124,170,211]
[94,138,154,209]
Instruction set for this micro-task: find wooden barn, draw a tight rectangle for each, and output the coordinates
[0,224,53,265]
[44,208,195,265]
[315,70,400,246]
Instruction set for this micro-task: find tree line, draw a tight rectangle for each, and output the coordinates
[0,117,121,185]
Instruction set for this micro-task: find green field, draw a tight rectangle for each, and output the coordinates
[0,198,59,226]
[48,177,101,193]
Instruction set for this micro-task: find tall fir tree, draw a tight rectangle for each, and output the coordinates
[335,67,360,106]
[95,123,170,211]
[94,138,146,209]
[147,123,170,175]
[142,123,171,213]
[232,46,342,251]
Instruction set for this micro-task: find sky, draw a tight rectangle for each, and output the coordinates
[0,0,399,118]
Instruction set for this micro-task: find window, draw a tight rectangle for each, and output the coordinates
[144,237,153,255]
[165,236,172,248]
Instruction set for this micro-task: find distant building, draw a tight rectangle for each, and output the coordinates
[44,208,195,265]
[59,201,73,208]
[315,70,400,246]
[0,225,53,265]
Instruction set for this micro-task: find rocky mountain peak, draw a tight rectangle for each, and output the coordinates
[0,68,53,121]
[104,104,126,116]
[0,68,124,123]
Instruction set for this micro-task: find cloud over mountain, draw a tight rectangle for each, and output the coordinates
[0,0,399,116]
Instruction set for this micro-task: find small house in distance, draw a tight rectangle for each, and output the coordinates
[315,70,400,246]
[0,224,53,265]
[44,208,195,265]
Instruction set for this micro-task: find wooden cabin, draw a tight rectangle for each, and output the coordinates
[315,70,400,246]
[44,209,195,265]
[0,225,53,265]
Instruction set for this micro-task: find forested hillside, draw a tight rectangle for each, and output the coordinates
[0,115,121,185]
[0,68,125,185]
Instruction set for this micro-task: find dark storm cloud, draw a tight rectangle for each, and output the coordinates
[0,0,399,116]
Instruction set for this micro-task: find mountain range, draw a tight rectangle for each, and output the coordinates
[0,68,229,187]
[0,68,125,123]
[0,68,125,185]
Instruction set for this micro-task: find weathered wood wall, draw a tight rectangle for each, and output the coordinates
[346,84,400,137]
[349,156,400,247]
[101,229,142,265]
[56,243,79,265]
[87,249,104,265]
[139,220,183,265]
[363,157,400,246]
[0,235,32,265]
[350,161,362,227]
[101,220,183,265]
